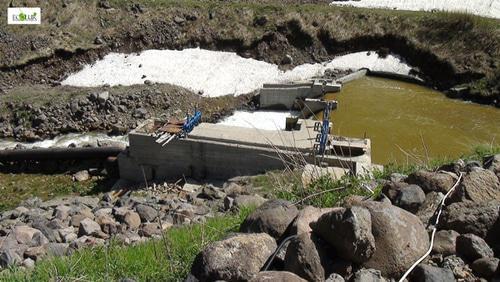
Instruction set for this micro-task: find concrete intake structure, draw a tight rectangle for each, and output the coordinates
[259,79,341,112]
[118,118,377,182]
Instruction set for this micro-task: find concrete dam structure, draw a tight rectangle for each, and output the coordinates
[118,117,376,183]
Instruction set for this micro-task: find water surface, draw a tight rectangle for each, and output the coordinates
[321,77,500,164]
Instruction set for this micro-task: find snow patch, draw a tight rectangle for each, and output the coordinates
[0,133,128,150]
[217,111,292,130]
[62,49,413,97]
[330,0,500,19]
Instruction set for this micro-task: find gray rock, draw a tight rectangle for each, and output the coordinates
[73,170,90,182]
[456,233,494,261]
[199,185,225,200]
[453,168,500,203]
[190,233,277,281]
[288,206,338,236]
[135,204,157,222]
[432,230,459,256]
[97,91,109,103]
[233,194,267,208]
[439,200,499,239]
[416,192,444,225]
[442,255,471,280]
[407,170,457,194]
[284,233,331,282]
[484,154,500,174]
[31,218,61,243]
[353,268,387,282]
[14,226,49,247]
[123,211,141,230]
[250,271,307,282]
[139,223,162,237]
[311,206,375,263]
[411,264,455,282]
[389,173,407,183]
[0,249,22,268]
[78,218,102,237]
[22,258,35,269]
[395,184,425,213]
[24,245,46,261]
[54,205,71,220]
[240,199,298,239]
[359,201,429,278]
[471,257,499,279]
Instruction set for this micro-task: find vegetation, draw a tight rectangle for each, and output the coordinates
[0,207,254,281]
[0,173,109,211]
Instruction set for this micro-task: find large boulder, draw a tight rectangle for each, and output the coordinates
[311,206,375,263]
[471,257,499,279]
[407,170,457,194]
[439,201,499,244]
[410,264,455,282]
[456,233,494,261]
[135,204,157,222]
[240,200,298,239]
[288,206,339,236]
[13,226,48,247]
[453,168,500,203]
[359,201,429,278]
[190,233,277,281]
[284,233,331,282]
[78,218,102,237]
[416,192,444,225]
[250,271,307,282]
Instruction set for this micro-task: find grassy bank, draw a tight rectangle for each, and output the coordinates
[0,207,253,281]
[0,173,109,211]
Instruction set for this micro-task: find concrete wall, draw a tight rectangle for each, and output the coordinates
[119,133,306,182]
[260,82,341,109]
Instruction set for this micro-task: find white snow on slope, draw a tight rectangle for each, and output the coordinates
[330,0,500,19]
[0,133,128,150]
[218,111,292,130]
[62,49,412,97]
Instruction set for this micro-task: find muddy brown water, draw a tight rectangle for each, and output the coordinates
[319,76,500,165]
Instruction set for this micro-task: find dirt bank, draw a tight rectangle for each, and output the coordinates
[0,0,499,104]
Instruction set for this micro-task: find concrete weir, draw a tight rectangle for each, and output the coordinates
[118,118,376,183]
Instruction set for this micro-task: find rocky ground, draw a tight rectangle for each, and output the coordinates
[187,154,500,281]
[0,83,253,141]
[0,152,498,280]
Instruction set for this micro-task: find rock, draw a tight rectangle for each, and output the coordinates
[53,205,71,220]
[139,223,162,237]
[390,173,407,183]
[416,192,444,225]
[407,170,457,194]
[439,201,499,240]
[96,214,118,235]
[78,218,102,237]
[46,243,68,256]
[22,258,35,269]
[352,268,387,282]
[190,233,277,281]
[31,218,61,243]
[281,54,293,65]
[432,230,459,256]
[484,154,500,174]
[135,204,157,222]
[73,170,90,182]
[284,232,331,282]
[94,36,104,45]
[394,184,425,213]
[456,233,494,261]
[59,227,77,243]
[359,201,429,278]
[381,181,407,202]
[311,206,375,263]
[97,91,109,104]
[173,16,185,24]
[301,164,347,187]
[123,211,141,230]
[223,196,235,210]
[442,255,471,280]
[199,185,225,200]
[288,206,338,235]
[14,226,49,247]
[24,245,46,260]
[250,271,307,282]
[410,264,455,282]
[233,194,266,208]
[471,257,499,279]
[454,168,500,203]
[143,80,153,85]
[240,199,298,239]
[0,249,22,268]
[133,108,148,118]
[223,182,247,197]
[325,273,345,282]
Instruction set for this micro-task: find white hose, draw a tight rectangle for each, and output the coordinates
[398,172,463,282]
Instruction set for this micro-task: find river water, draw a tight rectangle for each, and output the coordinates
[321,76,500,164]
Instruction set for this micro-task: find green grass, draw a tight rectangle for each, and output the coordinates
[0,173,110,211]
[0,207,254,281]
